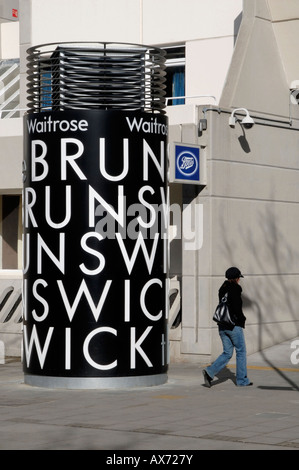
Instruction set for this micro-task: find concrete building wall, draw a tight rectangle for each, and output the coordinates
[19,0,242,109]
[168,0,299,362]
[202,108,299,359]
[0,119,22,192]
[186,37,238,106]
[0,22,19,59]
[221,0,299,119]
[168,102,299,361]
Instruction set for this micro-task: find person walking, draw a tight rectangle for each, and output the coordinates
[203,267,252,387]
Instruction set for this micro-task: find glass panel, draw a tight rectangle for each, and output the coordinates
[172,69,185,105]
[2,195,20,269]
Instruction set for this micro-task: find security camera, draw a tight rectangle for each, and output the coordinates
[242,115,255,129]
[228,110,255,129]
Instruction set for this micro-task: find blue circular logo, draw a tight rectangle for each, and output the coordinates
[176,150,198,177]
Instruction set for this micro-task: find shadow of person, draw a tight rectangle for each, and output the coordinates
[213,367,236,386]
[242,294,299,392]
[202,367,236,387]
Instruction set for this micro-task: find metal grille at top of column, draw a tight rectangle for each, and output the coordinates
[26,42,167,114]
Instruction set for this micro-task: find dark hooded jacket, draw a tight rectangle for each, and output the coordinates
[218,280,246,330]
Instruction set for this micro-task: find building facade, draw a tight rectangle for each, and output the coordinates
[0,0,298,363]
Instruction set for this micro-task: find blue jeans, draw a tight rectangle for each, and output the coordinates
[206,326,251,386]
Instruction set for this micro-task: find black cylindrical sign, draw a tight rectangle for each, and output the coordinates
[23,109,168,388]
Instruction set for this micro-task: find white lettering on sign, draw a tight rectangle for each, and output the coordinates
[27,116,88,134]
[126,116,168,135]
[23,114,169,374]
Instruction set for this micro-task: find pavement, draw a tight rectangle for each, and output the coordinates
[0,338,299,452]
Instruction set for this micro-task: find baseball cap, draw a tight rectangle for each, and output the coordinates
[225,267,244,279]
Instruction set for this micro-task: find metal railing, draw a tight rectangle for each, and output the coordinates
[26,42,167,114]
[0,280,23,358]
[165,95,217,106]
[0,59,20,118]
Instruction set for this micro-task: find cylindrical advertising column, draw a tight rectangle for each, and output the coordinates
[23,43,168,388]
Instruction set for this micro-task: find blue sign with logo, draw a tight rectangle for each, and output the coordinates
[175,144,200,182]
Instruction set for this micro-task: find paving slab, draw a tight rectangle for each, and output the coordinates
[0,339,298,452]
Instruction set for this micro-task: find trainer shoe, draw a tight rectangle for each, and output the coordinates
[203,369,212,388]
